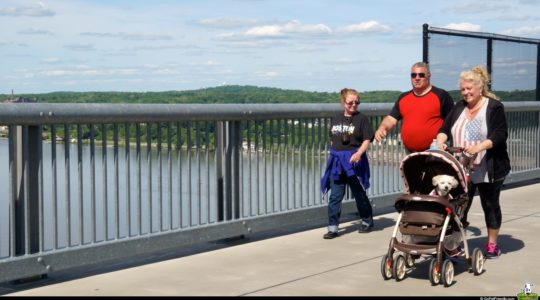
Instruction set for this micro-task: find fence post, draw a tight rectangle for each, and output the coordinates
[536,43,540,101]
[423,23,429,64]
[487,38,493,91]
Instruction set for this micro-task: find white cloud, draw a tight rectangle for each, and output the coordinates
[81,32,173,41]
[442,23,482,32]
[495,13,533,21]
[196,18,260,28]
[217,20,392,42]
[449,0,509,14]
[246,25,283,37]
[247,21,332,37]
[501,25,540,36]
[337,21,392,34]
[256,71,280,78]
[0,1,55,17]
[17,28,52,35]
[63,44,96,51]
[328,57,383,65]
[220,20,332,40]
[41,57,60,64]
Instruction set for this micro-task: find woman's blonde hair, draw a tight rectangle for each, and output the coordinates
[340,88,359,104]
[459,65,499,100]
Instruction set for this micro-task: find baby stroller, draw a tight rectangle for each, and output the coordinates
[380,148,485,287]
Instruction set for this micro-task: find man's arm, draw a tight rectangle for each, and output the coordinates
[374,116,398,142]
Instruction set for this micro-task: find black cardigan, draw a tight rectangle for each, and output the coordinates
[438,98,511,182]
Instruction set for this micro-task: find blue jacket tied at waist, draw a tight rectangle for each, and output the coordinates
[321,147,371,195]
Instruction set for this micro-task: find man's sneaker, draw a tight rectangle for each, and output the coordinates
[358,220,374,233]
[485,243,501,259]
[323,231,339,239]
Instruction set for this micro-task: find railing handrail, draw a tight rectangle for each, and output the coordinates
[1,102,539,125]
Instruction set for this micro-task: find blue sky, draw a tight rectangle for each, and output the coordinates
[1,0,540,94]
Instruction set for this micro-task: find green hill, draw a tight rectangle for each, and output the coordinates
[2,85,535,103]
[2,85,401,104]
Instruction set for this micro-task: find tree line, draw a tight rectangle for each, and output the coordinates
[2,85,535,104]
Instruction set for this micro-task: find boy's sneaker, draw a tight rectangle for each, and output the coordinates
[485,243,501,259]
[358,219,374,233]
[323,231,339,239]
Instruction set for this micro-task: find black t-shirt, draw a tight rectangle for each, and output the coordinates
[329,111,374,151]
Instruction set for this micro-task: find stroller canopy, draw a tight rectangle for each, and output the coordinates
[400,149,468,198]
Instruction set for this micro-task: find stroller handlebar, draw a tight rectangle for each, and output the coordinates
[444,146,478,173]
[445,146,464,154]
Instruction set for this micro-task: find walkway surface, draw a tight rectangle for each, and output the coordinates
[3,183,540,296]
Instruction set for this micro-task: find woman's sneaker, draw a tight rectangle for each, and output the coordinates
[485,243,501,259]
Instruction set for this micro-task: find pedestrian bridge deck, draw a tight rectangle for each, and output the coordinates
[3,182,540,296]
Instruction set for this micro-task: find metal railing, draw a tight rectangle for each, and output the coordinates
[0,101,539,282]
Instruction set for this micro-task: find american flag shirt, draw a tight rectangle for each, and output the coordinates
[451,98,489,183]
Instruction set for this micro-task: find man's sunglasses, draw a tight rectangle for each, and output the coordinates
[411,73,427,78]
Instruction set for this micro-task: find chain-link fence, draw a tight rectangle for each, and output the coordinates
[423,23,540,102]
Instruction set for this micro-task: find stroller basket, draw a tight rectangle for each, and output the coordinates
[395,193,469,238]
[398,196,447,237]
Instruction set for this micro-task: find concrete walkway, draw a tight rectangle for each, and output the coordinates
[4,183,540,296]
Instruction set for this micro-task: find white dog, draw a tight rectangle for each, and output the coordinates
[431,174,459,197]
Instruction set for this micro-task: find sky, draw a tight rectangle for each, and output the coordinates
[1,0,540,94]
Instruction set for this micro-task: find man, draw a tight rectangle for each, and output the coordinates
[374,62,454,152]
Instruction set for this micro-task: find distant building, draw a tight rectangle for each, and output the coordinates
[4,96,35,103]
[4,89,36,103]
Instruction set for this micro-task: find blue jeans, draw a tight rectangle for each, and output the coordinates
[327,174,373,231]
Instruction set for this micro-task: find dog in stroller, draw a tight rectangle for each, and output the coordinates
[380,148,485,287]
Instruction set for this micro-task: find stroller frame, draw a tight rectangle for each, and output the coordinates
[380,149,485,287]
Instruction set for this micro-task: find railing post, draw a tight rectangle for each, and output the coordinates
[223,121,241,220]
[215,120,241,222]
[215,121,224,221]
[230,121,241,219]
[10,125,41,256]
[9,126,24,255]
[27,125,42,254]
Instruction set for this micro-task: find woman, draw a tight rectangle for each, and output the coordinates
[436,66,510,258]
[321,88,374,239]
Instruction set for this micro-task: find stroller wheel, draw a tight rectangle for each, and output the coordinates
[405,253,416,268]
[429,259,441,285]
[380,254,393,280]
[441,259,454,287]
[393,254,406,281]
[471,247,485,275]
